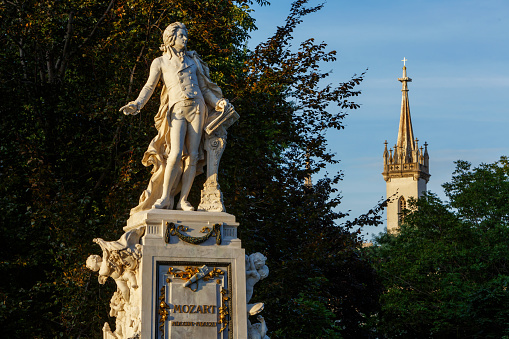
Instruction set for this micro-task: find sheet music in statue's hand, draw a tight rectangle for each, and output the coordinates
[205,104,239,135]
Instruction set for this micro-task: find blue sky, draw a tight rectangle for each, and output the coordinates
[247,0,509,239]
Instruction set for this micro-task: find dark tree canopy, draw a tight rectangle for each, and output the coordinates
[370,157,509,338]
[0,0,382,337]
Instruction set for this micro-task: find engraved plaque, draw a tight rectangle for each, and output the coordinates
[157,262,232,339]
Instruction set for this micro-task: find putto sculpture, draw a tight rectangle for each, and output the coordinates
[245,253,269,304]
[86,228,144,302]
[86,228,144,339]
[120,22,238,214]
[248,315,269,339]
[245,253,270,339]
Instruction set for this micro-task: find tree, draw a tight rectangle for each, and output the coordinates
[214,1,384,336]
[0,0,262,336]
[0,0,382,337]
[370,157,509,338]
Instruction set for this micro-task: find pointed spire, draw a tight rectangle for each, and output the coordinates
[414,138,419,162]
[393,144,398,164]
[383,140,389,164]
[397,58,416,158]
[424,141,429,169]
[382,59,430,185]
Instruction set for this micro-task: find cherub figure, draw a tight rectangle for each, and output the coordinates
[247,315,269,339]
[86,228,144,302]
[246,253,269,303]
[87,253,137,303]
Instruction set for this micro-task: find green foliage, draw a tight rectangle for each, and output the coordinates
[272,277,343,339]
[0,0,382,337]
[443,157,509,227]
[370,157,509,338]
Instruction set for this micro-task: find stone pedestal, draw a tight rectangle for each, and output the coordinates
[125,209,247,339]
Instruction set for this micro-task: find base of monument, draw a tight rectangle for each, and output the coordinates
[127,209,247,339]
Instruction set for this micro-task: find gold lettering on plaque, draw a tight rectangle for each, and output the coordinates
[171,321,218,327]
[172,304,217,313]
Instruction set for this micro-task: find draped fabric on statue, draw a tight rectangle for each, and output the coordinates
[130,52,223,215]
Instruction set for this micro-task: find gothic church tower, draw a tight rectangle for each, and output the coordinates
[382,60,430,232]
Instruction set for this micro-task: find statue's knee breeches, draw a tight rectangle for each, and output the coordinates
[167,151,182,167]
[188,152,199,166]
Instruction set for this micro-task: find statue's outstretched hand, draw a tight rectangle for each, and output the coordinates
[119,102,139,115]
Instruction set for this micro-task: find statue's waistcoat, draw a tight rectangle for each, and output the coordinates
[165,56,202,104]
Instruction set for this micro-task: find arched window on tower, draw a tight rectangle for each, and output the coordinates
[398,196,406,224]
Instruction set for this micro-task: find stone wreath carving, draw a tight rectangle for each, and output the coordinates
[165,222,221,245]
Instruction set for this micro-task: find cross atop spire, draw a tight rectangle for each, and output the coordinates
[398,57,412,85]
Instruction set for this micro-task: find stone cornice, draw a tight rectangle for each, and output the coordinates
[382,161,430,183]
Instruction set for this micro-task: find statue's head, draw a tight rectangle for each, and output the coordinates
[251,252,267,269]
[258,265,269,279]
[86,254,102,271]
[161,22,188,52]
